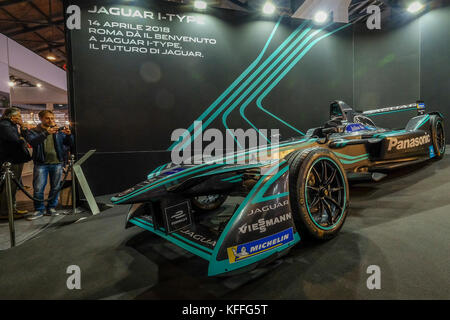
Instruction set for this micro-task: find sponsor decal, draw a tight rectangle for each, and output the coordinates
[248,199,289,216]
[239,213,292,234]
[429,145,435,158]
[178,229,217,247]
[164,201,192,233]
[227,228,294,263]
[387,134,431,151]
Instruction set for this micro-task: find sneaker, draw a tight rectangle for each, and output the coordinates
[26,211,45,221]
[45,208,60,216]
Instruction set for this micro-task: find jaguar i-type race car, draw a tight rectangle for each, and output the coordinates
[111,101,445,276]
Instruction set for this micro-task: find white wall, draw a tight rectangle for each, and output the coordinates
[7,37,67,91]
[10,86,68,104]
[0,34,9,93]
[0,33,67,92]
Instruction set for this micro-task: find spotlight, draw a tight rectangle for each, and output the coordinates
[194,1,207,10]
[314,11,329,24]
[8,81,15,87]
[262,2,276,15]
[407,1,424,13]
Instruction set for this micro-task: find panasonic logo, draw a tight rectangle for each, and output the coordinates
[388,134,431,151]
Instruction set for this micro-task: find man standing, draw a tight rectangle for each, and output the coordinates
[0,107,31,219]
[25,110,73,220]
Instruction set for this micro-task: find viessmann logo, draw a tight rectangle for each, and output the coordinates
[388,134,431,151]
[239,213,292,234]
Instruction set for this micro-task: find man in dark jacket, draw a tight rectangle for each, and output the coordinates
[0,107,31,219]
[25,110,73,220]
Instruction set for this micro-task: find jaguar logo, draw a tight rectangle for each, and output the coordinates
[248,199,289,216]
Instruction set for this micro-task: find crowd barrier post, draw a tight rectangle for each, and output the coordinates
[2,162,16,248]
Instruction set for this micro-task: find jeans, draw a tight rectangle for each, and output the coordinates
[0,163,24,216]
[33,164,63,212]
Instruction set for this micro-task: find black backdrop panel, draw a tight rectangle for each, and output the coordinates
[420,5,450,139]
[68,0,353,195]
[353,5,450,135]
[353,19,420,129]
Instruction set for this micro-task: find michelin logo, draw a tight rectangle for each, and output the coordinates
[227,228,294,263]
[239,213,292,234]
[388,134,430,151]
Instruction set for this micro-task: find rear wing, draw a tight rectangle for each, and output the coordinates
[362,101,426,117]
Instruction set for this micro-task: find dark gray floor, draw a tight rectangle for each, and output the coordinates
[0,154,449,300]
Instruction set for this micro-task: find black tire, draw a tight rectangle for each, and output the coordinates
[191,194,227,212]
[430,115,445,159]
[288,148,349,240]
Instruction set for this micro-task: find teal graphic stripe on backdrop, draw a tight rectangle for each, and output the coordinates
[168,17,283,151]
[170,20,352,153]
[175,18,308,151]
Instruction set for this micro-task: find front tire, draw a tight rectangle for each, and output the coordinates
[288,148,349,240]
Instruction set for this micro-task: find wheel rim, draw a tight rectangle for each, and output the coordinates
[304,158,346,230]
[436,121,445,154]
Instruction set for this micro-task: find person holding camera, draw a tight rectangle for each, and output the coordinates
[24,110,73,220]
[0,107,32,219]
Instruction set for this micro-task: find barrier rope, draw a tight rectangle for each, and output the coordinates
[1,165,71,203]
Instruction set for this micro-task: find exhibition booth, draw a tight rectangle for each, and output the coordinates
[0,0,449,302]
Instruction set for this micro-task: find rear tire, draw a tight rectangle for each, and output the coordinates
[288,148,349,240]
[430,115,445,159]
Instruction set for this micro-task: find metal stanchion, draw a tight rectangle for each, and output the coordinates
[71,155,77,213]
[69,155,83,214]
[2,162,16,248]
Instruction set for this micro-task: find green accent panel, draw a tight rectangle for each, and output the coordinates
[338,156,369,164]
[221,174,244,181]
[251,165,289,204]
[130,218,212,260]
[114,163,223,203]
[333,152,369,160]
[134,217,214,254]
[373,130,407,138]
[414,115,430,129]
[365,107,417,116]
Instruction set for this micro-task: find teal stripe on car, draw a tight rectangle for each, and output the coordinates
[131,218,213,258]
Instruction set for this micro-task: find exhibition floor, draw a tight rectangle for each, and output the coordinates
[0,151,449,299]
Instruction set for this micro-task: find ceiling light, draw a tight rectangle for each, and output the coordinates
[36,83,42,88]
[314,11,329,24]
[194,1,207,10]
[407,1,424,13]
[8,81,15,87]
[47,55,56,61]
[262,2,276,15]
